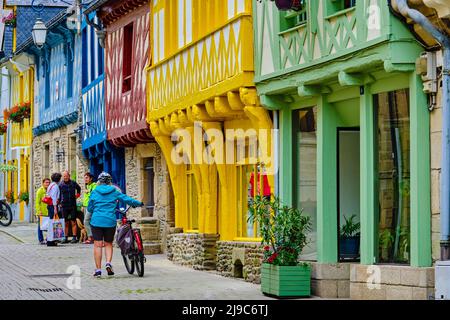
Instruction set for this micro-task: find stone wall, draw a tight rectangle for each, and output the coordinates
[31,123,88,216]
[124,143,173,254]
[167,233,219,270]
[350,264,435,300]
[310,263,350,298]
[430,82,442,262]
[216,241,263,284]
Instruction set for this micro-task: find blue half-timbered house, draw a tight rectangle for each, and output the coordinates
[81,10,125,186]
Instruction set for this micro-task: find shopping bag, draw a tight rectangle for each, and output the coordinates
[47,215,65,242]
[40,216,50,231]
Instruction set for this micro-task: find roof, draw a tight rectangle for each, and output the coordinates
[83,0,109,15]
[14,9,70,55]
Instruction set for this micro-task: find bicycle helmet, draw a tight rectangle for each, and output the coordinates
[97,172,113,185]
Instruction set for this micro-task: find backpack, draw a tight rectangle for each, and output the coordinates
[116,224,134,255]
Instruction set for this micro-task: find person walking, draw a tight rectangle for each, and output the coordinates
[82,172,96,244]
[59,171,82,244]
[46,173,62,247]
[88,172,143,277]
[35,178,50,245]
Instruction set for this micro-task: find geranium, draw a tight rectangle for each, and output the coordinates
[4,190,15,204]
[2,12,16,27]
[248,195,311,266]
[18,191,29,204]
[6,102,31,123]
[0,122,7,135]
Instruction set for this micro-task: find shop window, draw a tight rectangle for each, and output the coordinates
[293,107,317,261]
[280,1,308,31]
[374,89,410,264]
[143,158,155,217]
[122,23,133,93]
[327,0,356,15]
[186,164,198,231]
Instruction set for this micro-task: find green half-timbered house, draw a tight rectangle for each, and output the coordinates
[254,0,434,299]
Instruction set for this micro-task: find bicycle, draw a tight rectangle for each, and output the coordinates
[117,206,146,277]
[0,200,13,227]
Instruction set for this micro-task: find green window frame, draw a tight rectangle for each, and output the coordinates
[326,0,356,16]
[280,0,308,31]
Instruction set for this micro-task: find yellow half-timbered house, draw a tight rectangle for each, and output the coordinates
[147,0,274,280]
[4,59,34,222]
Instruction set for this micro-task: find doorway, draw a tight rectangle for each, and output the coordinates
[337,128,361,261]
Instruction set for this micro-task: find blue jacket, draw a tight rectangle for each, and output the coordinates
[88,185,142,228]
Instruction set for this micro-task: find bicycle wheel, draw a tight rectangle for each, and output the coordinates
[135,252,145,277]
[0,202,13,227]
[122,253,135,274]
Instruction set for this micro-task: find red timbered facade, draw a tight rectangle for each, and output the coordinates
[91,0,173,254]
[99,0,152,147]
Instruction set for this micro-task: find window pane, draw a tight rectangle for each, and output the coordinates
[295,107,317,261]
[375,89,410,264]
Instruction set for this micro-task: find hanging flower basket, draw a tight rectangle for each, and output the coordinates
[0,164,17,173]
[0,122,7,135]
[2,12,17,28]
[6,101,31,123]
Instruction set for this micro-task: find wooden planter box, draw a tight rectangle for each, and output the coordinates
[261,263,311,297]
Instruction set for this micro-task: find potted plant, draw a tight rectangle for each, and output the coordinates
[249,195,312,297]
[2,12,17,28]
[0,122,7,135]
[4,190,15,204]
[259,0,304,11]
[339,214,360,260]
[18,191,29,205]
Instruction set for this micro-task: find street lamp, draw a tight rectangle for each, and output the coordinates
[31,18,47,48]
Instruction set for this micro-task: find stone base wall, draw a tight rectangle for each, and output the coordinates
[216,241,263,284]
[31,123,88,217]
[350,264,435,300]
[310,263,350,298]
[167,233,219,270]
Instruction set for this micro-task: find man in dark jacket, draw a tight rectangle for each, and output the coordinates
[59,171,82,244]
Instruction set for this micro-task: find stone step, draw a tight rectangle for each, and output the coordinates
[143,242,161,255]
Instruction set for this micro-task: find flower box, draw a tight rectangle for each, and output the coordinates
[261,263,311,297]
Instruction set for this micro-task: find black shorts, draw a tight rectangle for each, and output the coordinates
[91,226,116,243]
[60,207,77,221]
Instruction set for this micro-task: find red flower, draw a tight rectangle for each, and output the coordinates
[264,246,270,251]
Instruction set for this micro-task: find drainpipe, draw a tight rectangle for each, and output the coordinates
[394,0,450,260]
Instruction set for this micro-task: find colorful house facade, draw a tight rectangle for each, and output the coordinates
[254,0,435,298]
[0,2,62,221]
[147,0,274,276]
[86,0,172,254]
[80,10,123,181]
[20,9,88,198]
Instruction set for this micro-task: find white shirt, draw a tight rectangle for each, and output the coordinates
[47,182,60,205]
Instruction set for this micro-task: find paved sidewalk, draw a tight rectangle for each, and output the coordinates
[0,223,292,300]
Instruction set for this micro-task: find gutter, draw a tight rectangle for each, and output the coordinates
[394,0,450,260]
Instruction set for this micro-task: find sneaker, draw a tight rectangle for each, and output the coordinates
[70,238,78,244]
[93,270,102,278]
[61,238,69,244]
[39,241,47,245]
[105,263,114,276]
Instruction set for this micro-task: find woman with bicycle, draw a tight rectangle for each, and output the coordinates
[87,172,143,277]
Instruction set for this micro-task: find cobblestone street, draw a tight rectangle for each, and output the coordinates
[0,223,276,300]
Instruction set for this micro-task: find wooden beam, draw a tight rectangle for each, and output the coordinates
[338,71,375,86]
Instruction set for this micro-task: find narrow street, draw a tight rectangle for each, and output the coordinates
[0,223,275,300]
